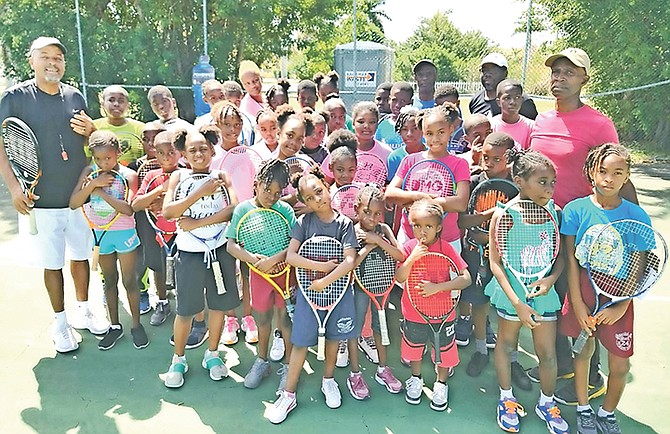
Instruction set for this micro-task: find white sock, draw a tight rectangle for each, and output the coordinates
[157,299,168,304]
[577,404,592,413]
[598,406,614,418]
[377,366,386,373]
[54,311,67,330]
[75,300,88,312]
[500,387,514,400]
[173,354,186,363]
[539,391,554,406]
[322,377,335,384]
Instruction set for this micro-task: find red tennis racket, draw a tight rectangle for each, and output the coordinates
[144,172,177,285]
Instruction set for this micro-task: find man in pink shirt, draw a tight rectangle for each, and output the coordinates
[239,60,265,121]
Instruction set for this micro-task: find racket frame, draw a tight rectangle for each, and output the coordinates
[401,159,456,218]
[144,173,177,285]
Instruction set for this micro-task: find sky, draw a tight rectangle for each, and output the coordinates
[381,0,552,48]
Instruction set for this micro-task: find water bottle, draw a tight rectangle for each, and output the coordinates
[192,54,215,117]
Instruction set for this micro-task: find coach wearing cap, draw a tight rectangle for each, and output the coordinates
[469,52,538,120]
[0,36,104,354]
[412,59,437,109]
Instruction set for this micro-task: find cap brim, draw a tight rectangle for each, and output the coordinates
[545,54,587,71]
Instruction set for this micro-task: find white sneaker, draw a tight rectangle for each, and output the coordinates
[219,316,240,346]
[267,390,297,424]
[269,329,285,362]
[405,376,424,405]
[321,377,342,409]
[240,315,259,344]
[430,381,448,411]
[71,309,110,335]
[335,340,349,368]
[52,324,80,353]
[358,336,379,364]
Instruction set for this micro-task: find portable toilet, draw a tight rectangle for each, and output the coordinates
[334,41,394,110]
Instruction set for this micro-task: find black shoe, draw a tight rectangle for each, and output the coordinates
[554,374,607,406]
[527,364,574,383]
[98,325,124,350]
[466,351,489,377]
[185,320,208,350]
[131,324,150,349]
[510,361,532,391]
[455,315,473,346]
[485,318,497,349]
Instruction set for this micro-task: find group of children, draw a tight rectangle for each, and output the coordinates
[64,74,650,434]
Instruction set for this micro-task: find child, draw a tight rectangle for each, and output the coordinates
[387,106,424,181]
[374,82,392,117]
[161,126,239,388]
[193,79,226,128]
[460,114,492,173]
[266,79,290,111]
[434,84,466,154]
[252,109,280,160]
[385,103,471,247]
[560,144,649,434]
[69,130,149,350]
[301,109,329,165]
[296,79,318,110]
[487,149,568,433]
[491,80,535,150]
[348,184,405,398]
[131,130,181,326]
[375,82,414,150]
[395,199,472,410]
[239,60,265,119]
[222,80,256,145]
[147,85,193,131]
[92,85,145,165]
[226,159,296,392]
[322,97,347,134]
[327,130,358,190]
[314,70,340,103]
[266,167,357,424]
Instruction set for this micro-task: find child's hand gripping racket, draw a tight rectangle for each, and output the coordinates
[401,159,455,217]
[82,169,130,271]
[572,219,667,354]
[494,200,560,324]
[331,184,361,221]
[406,251,461,365]
[236,208,294,319]
[175,172,230,295]
[296,236,352,361]
[144,173,177,285]
[1,117,42,234]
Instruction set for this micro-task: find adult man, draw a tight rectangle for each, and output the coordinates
[238,60,265,121]
[469,52,538,120]
[412,59,437,109]
[0,37,106,353]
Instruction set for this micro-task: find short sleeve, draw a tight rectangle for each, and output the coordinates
[339,216,357,250]
[560,200,581,236]
[290,214,308,244]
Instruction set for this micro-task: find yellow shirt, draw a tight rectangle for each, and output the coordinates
[91,118,145,165]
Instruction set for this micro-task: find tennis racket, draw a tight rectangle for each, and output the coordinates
[354,246,396,345]
[401,159,456,216]
[83,169,129,271]
[218,146,263,202]
[354,152,388,186]
[114,131,143,161]
[297,236,352,361]
[144,173,177,285]
[494,200,560,315]
[467,179,519,235]
[2,117,42,235]
[282,156,315,199]
[237,208,294,318]
[331,184,361,221]
[136,157,161,187]
[406,252,461,364]
[175,172,230,295]
[572,219,667,354]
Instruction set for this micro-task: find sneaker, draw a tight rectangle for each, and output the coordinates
[276,363,289,395]
[358,336,379,364]
[511,361,533,391]
[485,317,497,349]
[554,374,606,406]
[98,324,124,350]
[52,324,80,353]
[455,315,473,346]
[466,351,489,377]
[375,366,402,394]
[576,408,598,434]
[535,401,569,434]
[448,366,455,378]
[269,329,285,362]
[430,382,448,411]
[497,397,526,432]
[595,412,622,434]
[150,301,171,326]
[71,309,110,335]
[131,324,150,349]
[219,316,239,346]
[335,340,349,368]
[267,390,297,424]
[202,349,228,381]
[347,372,371,400]
[139,291,151,315]
[185,320,209,350]
[405,376,424,405]
[528,365,574,383]
[321,378,342,409]
[244,358,271,389]
[164,355,188,388]
[240,315,259,344]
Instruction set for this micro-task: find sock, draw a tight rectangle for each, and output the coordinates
[204,349,219,359]
[158,299,168,304]
[539,391,554,406]
[173,354,186,363]
[350,371,360,377]
[377,366,386,373]
[577,404,592,413]
[54,311,67,330]
[322,377,335,384]
[75,300,88,312]
[110,323,122,330]
[598,407,614,418]
[435,380,446,385]
[475,339,487,355]
[500,387,514,400]
[510,350,519,363]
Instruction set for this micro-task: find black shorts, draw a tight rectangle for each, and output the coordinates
[135,212,163,272]
[459,238,492,306]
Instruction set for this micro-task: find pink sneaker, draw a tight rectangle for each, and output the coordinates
[375,366,403,394]
[241,315,259,344]
[346,372,370,400]
[220,316,240,346]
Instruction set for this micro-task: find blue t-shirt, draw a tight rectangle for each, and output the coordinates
[412,96,435,109]
[290,212,357,250]
[375,117,403,151]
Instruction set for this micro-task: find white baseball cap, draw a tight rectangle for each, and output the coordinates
[480,53,508,69]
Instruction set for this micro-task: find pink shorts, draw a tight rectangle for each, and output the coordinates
[400,319,459,369]
[249,268,292,313]
[559,269,634,358]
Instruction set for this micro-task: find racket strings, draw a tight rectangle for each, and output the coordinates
[3,127,40,180]
[298,238,348,307]
[238,211,291,257]
[354,153,388,186]
[86,172,128,224]
[407,254,459,318]
[355,248,396,295]
[404,162,455,197]
[331,185,360,220]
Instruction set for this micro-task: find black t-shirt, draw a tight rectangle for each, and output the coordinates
[468,90,539,120]
[0,80,88,208]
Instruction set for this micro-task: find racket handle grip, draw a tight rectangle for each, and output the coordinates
[572,330,590,354]
[433,330,442,365]
[212,261,226,295]
[317,329,326,361]
[28,211,38,235]
[378,310,390,346]
[91,246,100,271]
[165,256,175,286]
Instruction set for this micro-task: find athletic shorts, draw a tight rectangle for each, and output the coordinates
[401,318,459,369]
[95,228,140,255]
[290,285,356,347]
[174,245,241,316]
[32,208,91,269]
[559,269,634,358]
[460,239,492,306]
[249,267,294,312]
[496,309,558,322]
[135,212,163,271]
[353,287,381,337]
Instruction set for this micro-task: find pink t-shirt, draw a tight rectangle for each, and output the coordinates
[239,94,264,121]
[491,114,534,150]
[400,238,468,323]
[320,139,392,179]
[529,105,618,208]
[395,152,470,243]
